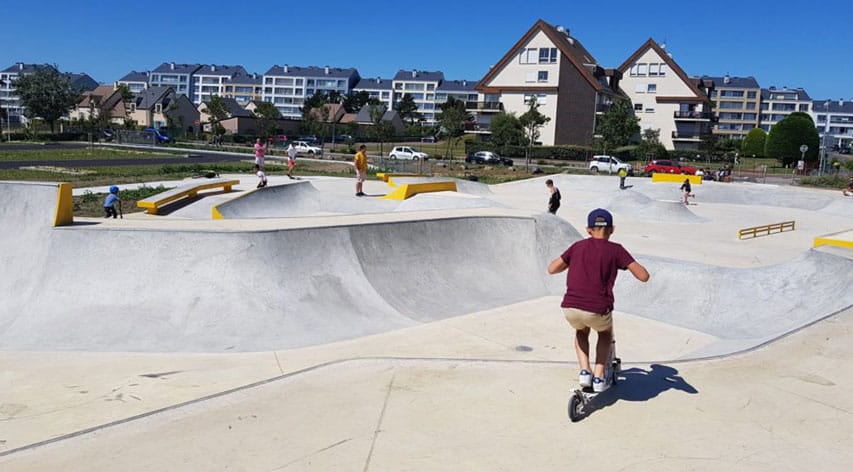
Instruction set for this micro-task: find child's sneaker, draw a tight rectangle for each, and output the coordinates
[578,370,592,388]
[593,376,609,393]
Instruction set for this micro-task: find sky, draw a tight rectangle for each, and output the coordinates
[2,0,852,100]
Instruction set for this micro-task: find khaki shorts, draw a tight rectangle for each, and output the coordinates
[356,170,366,183]
[562,307,612,332]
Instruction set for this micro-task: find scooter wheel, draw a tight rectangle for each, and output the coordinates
[568,394,583,422]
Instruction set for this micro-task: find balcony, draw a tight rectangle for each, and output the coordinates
[596,103,612,113]
[674,111,713,120]
[672,131,703,141]
[465,101,503,112]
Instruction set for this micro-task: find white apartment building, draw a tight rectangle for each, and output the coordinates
[352,77,393,108]
[115,71,149,93]
[149,63,201,99]
[191,65,247,104]
[759,86,811,132]
[812,98,853,150]
[391,70,445,124]
[1,63,57,124]
[618,39,714,150]
[262,65,359,119]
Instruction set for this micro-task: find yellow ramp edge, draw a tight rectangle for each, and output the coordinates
[138,179,239,215]
[377,173,426,187]
[652,173,703,185]
[382,181,457,200]
[54,182,74,226]
[814,229,853,249]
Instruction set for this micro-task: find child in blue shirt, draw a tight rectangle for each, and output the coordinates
[104,186,121,218]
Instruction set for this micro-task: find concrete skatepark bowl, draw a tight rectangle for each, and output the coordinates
[1,175,852,470]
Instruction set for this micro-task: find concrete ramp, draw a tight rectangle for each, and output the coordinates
[587,189,708,223]
[1,180,851,359]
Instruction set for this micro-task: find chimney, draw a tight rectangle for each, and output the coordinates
[375,77,381,84]
[252,73,257,79]
[170,62,175,70]
[462,80,467,86]
[723,74,731,84]
[412,70,417,78]
[840,99,845,107]
[17,62,24,70]
[283,65,289,73]
[324,66,330,75]
[211,65,216,72]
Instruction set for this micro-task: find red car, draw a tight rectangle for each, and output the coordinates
[644,159,697,175]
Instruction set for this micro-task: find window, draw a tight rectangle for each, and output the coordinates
[525,71,537,83]
[645,107,655,113]
[426,84,435,91]
[799,104,809,112]
[634,103,643,112]
[538,71,548,82]
[637,63,648,76]
[635,83,645,93]
[659,64,666,76]
[747,91,757,99]
[539,47,558,64]
[154,104,162,113]
[523,94,548,105]
[519,48,538,64]
[648,63,659,77]
[647,84,657,93]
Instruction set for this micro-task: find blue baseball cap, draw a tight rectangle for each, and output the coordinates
[587,208,613,228]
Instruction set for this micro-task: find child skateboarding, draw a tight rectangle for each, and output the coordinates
[254,164,267,188]
[548,208,649,393]
[680,178,694,205]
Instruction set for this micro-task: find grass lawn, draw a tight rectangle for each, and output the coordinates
[0,146,179,162]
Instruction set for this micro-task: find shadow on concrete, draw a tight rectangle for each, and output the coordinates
[569,364,697,421]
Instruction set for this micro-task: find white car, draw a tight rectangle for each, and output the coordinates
[293,141,322,156]
[388,146,429,160]
[588,155,632,174]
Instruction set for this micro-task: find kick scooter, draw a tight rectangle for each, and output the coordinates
[568,337,620,422]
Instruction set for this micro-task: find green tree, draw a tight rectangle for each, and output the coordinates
[14,66,81,133]
[201,95,229,139]
[367,103,394,155]
[342,91,372,113]
[519,97,550,168]
[765,114,820,166]
[436,97,470,159]
[596,100,639,154]
[741,128,767,157]
[253,101,281,138]
[489,112,525,147]
[634,128,668,160]
[396,94,422,124]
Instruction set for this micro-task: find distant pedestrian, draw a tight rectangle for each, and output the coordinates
[618,168,628,189]
[546,179,561,214]
[287,143,297,179]
[680,178,694,205]
[103,185,121,219]
[843,177,853,196]
[254,138,267,170]
[254,164,267,188]
[354,144,368,196]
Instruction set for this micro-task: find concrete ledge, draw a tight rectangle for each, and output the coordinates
[138,178,239,215]
[652,173,702,184]
[381,181,457,200]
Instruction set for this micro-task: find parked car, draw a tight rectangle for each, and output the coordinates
[388,146,429,160]
[333,134,353,144]
[142,128,170,144]
[420,136,437,143]
[99,129,115,142]
[465,151,514,166]
[588,155,632,174]
[293,140,323,156]
[298,135,319,145]
[644,159,697,175]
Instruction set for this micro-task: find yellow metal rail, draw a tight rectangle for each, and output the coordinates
[651,173,703,184]
[738,221,795,240]
[382,181,457,200]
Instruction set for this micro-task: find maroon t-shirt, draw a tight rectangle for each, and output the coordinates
[560,238,635,314]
